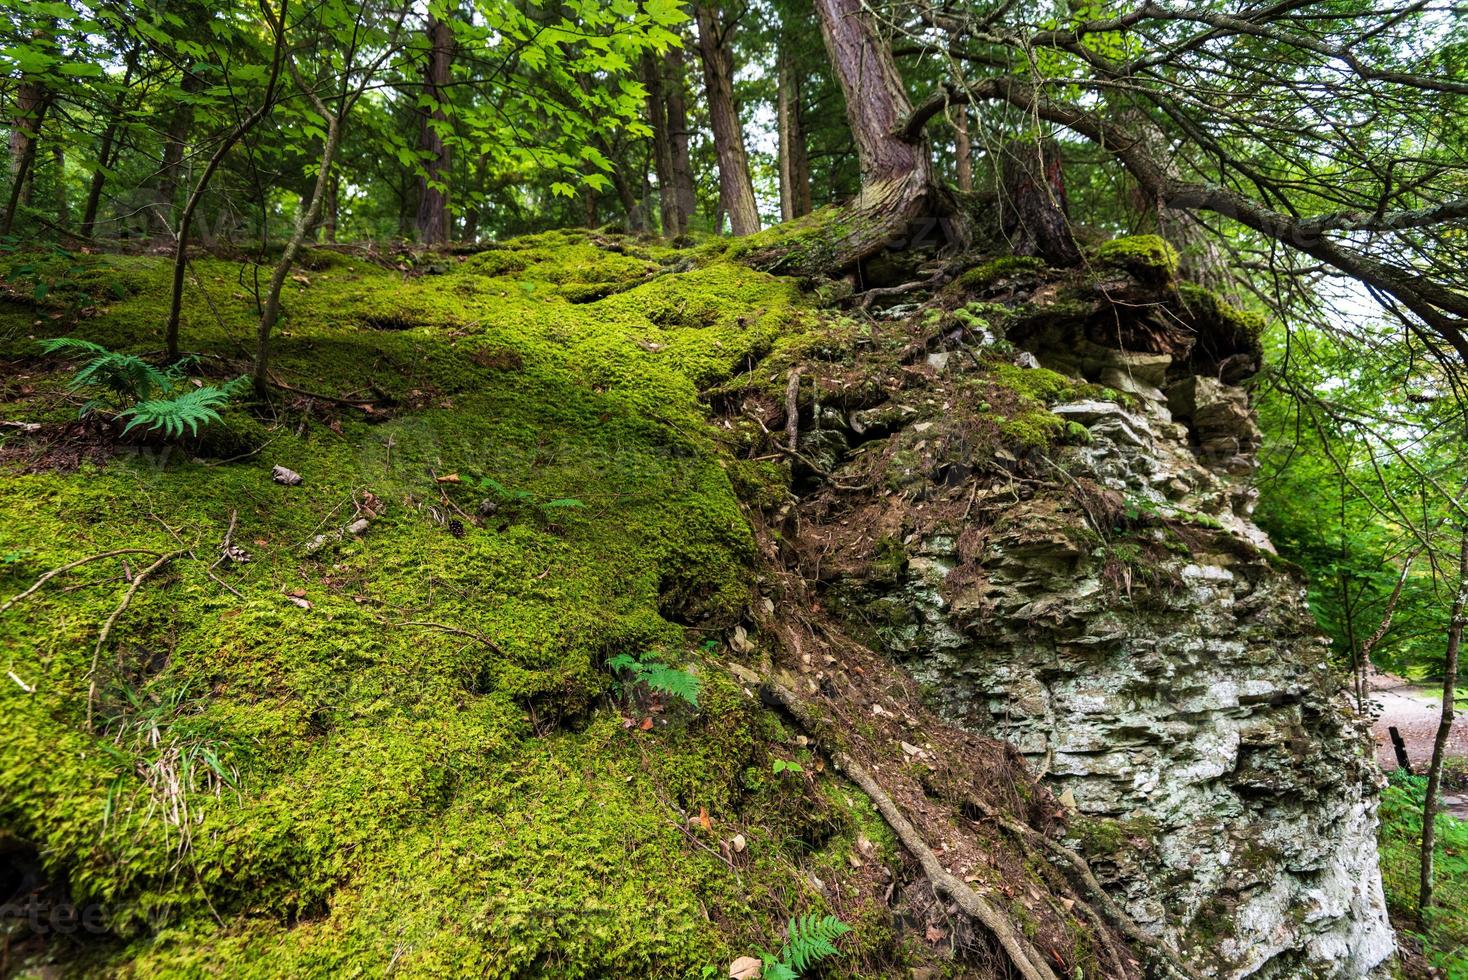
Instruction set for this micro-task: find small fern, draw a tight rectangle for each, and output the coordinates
[608,651,701,708]
[40,336,174,409]
[761,914,851,979]
[119,378,248,439]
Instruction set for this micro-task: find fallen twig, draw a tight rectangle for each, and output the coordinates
[784,368,803,453]
[1,549,163,615]
[401,620,506,656]
[86,550,185,732]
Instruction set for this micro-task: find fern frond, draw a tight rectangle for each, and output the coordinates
[118,384,237,439]
[37,337,110,357]
[642,664,700,708]
[779,914,851,974]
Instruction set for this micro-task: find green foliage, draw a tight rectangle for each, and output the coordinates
[760,914,851,979]
[771,759,803,775]
[40,336,245,438]
[609,651,701,708]
[119,378,249,439]
[1,241,117,308]
[1378,773,1468,975]
[40,336,173,411]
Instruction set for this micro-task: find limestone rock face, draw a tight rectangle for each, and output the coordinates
[827,345,1394,976]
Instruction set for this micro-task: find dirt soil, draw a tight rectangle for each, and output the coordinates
[1370,672,1468,818]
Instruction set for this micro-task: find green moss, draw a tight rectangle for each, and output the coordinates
[1092,234,1179,284]
[1178,282,1267,344]
[0,236,900,976]
[957,255,1047,291]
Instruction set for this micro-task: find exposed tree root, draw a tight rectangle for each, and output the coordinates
[959,791,1199,979]
[749,670,1062,980]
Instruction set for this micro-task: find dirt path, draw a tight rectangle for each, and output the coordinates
[1369,674,1468,817]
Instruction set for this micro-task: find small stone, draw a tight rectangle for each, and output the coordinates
[271,465,302,486]
[731,833,747,853]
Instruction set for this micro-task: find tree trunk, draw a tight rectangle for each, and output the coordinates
[155,69,206,235]
[694,4,759,236]
[2,87,49,237]
[166,4,288,360]
[643,52,681,237]
[254,112,340,397]
[743,0,939,275]
[1000,138,1081,266]
[954,107,973,192]
[1421,526,1468,912]
[665,42,697,235]
[81,46,140,239]
[776,45,811,221]
[609,163,645,233]
[415,14,453,245]
[51,142,66,227]
[323,175,338,243]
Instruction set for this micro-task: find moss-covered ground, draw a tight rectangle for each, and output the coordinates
[0,231,915,976]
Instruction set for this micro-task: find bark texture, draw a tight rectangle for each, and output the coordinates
[1000,138,1081,266]
[694,4,759,236]
[155,69,206,234]
[953,106,973,192]
[1421,528,1468,911]
[776,45,812,220]
[642,52,682,236]
[81,46,140,238]
[3,79,48,234]
[665,42,697,234]
[415,14,453,245]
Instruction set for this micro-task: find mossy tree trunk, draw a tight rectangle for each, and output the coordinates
[743,0,941,276]
[694,3,760,236]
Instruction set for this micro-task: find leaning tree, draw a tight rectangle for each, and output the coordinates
[764,0,1467,376]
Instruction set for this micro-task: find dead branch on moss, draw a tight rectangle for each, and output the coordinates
[784,367,803,453]
[402,620,507,656]
[749,670,1062,980]
[1,548,165,614]
[86,549,186,732]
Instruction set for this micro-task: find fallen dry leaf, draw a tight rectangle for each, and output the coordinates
[728,956,762,980]
[639,717,654,731]
[698,807,712,833]
[925,924,947,943]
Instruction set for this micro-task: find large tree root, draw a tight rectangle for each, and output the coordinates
[960,792,1199,979]
[750,670,1062,980]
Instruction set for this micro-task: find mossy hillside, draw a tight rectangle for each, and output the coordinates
[0,233,894,974]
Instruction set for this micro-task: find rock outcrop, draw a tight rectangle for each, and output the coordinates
[790,248,1395,977]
